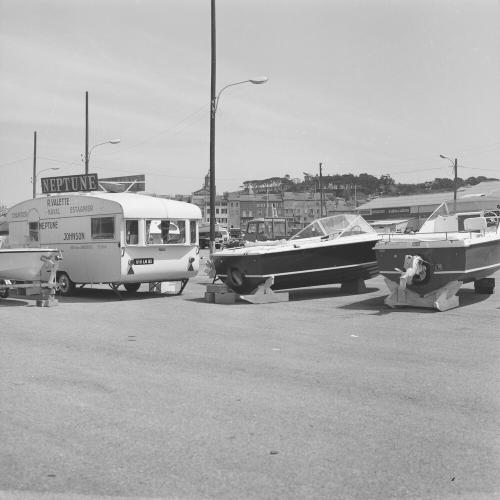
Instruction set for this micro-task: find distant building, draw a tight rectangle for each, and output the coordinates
[282,192,352,232]
[190,172,356,232]
[191,173,228,226]
[226,192,285,230]
[356,181,500,228]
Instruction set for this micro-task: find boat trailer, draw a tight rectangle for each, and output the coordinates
[0,252,62,307]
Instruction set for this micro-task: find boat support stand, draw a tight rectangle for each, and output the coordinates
[36,254,62,307]
[149,279,189,295]
[109,283,123,300]
[240,277,289,304]
[383,278,462,312]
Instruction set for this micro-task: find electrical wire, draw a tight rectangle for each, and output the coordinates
[0,157,31,169]
[105,103,207,156]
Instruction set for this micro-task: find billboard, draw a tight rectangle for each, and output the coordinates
[41,173,99,194]
[99,174,146,192]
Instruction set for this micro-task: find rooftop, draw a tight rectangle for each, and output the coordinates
[357,181,500,210]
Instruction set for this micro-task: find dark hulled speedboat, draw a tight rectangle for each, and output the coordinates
[211,214,380,294]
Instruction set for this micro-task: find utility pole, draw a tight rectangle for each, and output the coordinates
[319,162,325,217]
[85,91,89,175]
[453,157,458,213]
[440,154,458,213]
[209,0,216,253]
[32,131,37,198]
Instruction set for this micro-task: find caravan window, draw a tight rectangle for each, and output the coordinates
[126,220,139,245]
[190,221,197,245]
[166,220,186,244]
[146,219,186,245]
[29,222,39,242]
[91,217,115,239]
[273,221,287,238]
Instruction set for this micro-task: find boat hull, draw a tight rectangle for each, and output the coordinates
[0,248,61,281]
[375,236,500,296]
[213,239,379,294]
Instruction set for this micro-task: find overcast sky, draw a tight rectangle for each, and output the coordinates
[1,0,498,206]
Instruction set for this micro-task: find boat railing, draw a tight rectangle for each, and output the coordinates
[379,226,498,243]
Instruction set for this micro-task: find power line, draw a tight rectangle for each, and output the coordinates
[457,165,499,173]
[96,163,242,181]
[106,103,207,156]
[37,156,81,167]
[0,157,31,169]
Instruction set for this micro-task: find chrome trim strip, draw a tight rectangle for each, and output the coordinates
[219,261,378,279]
[381,262,500,275]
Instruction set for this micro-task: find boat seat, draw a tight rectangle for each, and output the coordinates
[464,217,487,232]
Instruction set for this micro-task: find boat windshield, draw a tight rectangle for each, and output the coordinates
[424,202,450,223]
[290,214,376,240]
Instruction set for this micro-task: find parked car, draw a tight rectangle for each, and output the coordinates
[199,228,229,249]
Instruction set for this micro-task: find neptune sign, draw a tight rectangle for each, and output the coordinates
[41,173,99,194]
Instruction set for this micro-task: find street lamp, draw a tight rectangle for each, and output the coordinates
[86,139,121,167]
[213,77,268,113]
[32,167,59,198]
[439,154,458,212]
[209,77,268,252]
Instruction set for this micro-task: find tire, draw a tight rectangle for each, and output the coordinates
[124,283,141,293]
[58,272,75,296]
[226,267,246,293]
[0,288,9,299]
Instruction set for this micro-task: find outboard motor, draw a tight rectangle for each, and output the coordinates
[397,255,430,290]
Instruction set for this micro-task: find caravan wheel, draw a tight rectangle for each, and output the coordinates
[58,272,75,296]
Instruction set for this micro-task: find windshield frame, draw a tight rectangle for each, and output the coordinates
[290,214,376,240]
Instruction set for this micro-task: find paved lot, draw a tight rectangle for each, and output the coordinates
[1,258,499,500]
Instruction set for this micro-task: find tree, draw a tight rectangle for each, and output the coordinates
[358,173,379,191]
[379,174,395,194]
[431,178,454,190]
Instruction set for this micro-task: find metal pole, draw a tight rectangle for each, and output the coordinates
[209,0,216,254]
[453,158,457,213]
[85,91,89,175]
[319,162,325,217]
[32,131,37,198]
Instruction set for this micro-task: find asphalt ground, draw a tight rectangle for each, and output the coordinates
[1,253,499,500]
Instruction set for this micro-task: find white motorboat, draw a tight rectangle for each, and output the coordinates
[374,201,500,310]
[0,247,62,281]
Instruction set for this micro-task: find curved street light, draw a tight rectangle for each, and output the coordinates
[213,77,268,113]
[88,138,121,164]
[209,77,268,252]
[439,154,458,212]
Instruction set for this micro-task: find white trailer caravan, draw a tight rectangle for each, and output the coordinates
[6,192,202,295]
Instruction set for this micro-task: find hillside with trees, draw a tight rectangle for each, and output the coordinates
[240,173,498,202]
